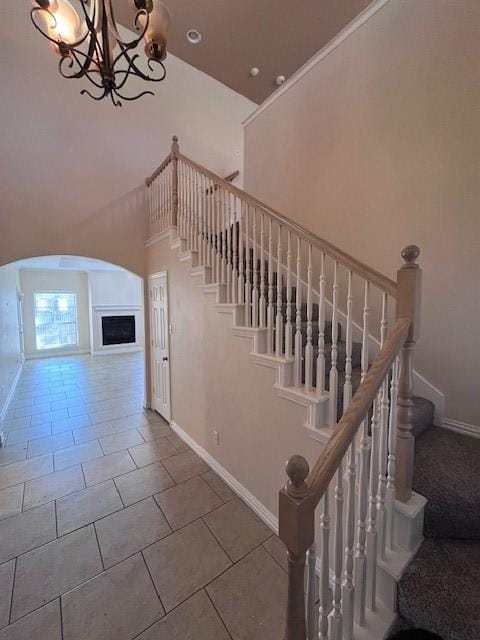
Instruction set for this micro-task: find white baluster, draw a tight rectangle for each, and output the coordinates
[367,393,380,611]
[354,280,370,626]
[316,252,326,396]
[306,544,317,640]
[304,244,313,390]
[329,261,339,426]
[377,294,390,561]
[293,236,302,386]
[232,195,238,304]
[238,198,245,304]
[319,490,331,640]
[244,205,251,326]
[252,209,259,327]
[267,218,274,354]
[285,231,293,358]
[227,191,233,301]
[343,270,354,412]
[329,461,344,640]
[259,213,266,329]
[222,189,227,286]
[213,181,220,282]
[342,438,356,640]
[275,224,284,356]
[386,358,399,551]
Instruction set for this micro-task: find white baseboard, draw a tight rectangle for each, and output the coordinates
[26,349,91,360]
[442,418,480,438]
[0,364,23,423]
[170,420,278,533]
[91,346,143,357]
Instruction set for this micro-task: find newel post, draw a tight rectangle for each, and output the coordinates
[171,135,180,227]
[395,245,422,503]
[279,455,314,640]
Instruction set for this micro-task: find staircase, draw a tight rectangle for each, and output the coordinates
[144,137,451,640]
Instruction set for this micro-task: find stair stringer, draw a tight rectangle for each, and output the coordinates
[151,226,426,637]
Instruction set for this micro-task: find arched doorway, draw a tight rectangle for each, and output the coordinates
[0,255,151,431]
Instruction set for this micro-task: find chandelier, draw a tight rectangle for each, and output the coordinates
[30,0,171,106]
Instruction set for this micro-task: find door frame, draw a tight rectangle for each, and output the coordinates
[148,271,172,422]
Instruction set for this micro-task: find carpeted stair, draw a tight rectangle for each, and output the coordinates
[392,427,480,639]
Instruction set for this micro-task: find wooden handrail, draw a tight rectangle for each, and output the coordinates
[306,316,410,507]
[145,153,172,187]
[173,151,398,297]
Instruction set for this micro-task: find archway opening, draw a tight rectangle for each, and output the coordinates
[0,255,150,433]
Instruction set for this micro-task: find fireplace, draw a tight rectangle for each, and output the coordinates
[101,315,136,346]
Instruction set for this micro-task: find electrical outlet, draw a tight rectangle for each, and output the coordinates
[212,430,220,446]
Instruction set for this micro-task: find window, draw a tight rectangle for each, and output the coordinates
[34,293,78,350]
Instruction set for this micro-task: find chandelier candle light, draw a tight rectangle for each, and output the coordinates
[30,0,171,105]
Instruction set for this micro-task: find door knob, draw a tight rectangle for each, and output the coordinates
[163,357,168,362]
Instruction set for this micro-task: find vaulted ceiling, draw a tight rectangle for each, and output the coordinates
[113,0,373,104]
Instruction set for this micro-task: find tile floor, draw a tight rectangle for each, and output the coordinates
[0,353,287,639]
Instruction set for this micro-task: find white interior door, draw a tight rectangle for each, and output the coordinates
[149,273,171,422]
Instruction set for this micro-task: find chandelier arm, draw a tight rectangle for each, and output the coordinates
[113,88,155,102]
[67,51,107,89]
[104,0,150,49]
[114,46,166,83]
[81,86,108,101]
[30,6,94,53]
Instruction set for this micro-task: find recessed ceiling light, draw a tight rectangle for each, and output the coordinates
[275,75,286,86]
[187,29,202,44]
[250,67,260,77]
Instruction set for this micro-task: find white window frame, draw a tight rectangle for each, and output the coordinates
[33,291,79,351]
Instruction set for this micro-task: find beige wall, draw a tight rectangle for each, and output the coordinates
[147,237,325,516]
[0,266,22,419]
[0,3,255,275]
[244,0,480,426]
[20,269,91,359]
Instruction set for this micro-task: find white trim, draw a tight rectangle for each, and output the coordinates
[170,420,278,533]
[92,305,141,311]
[243,0,392,126]
[26,348,91,360]
[442,418,480,439]
[0,365,23,423]
[145,228,174,247]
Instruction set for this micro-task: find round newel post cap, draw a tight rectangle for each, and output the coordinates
[171,135,179,153]
[285,455,309,499]
[401,245,420,266]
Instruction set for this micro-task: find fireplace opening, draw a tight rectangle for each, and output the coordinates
[102,315,136,346]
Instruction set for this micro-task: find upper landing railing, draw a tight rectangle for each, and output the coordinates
[145,137,422,640]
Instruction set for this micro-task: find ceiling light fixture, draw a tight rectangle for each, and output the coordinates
[275,75,286,86]
[186,29,202,44]
[30,0,172,106]
[249,67,259,77]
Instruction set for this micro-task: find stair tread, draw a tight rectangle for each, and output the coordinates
[397,538,480,640]
[413,426,480,539]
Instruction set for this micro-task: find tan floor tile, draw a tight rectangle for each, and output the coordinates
[155,476,222,530]
[82,451,136,487]
[54,440,103,472]
[11,525,102,621]
[51,415,90,435]
[23,465,85,510]
[112,413,151,433]
[0,600,61,640]
[95,497,171,568]
[89,407,128,425]
[143,519,231,612]
[162,451,209,483]
[203,498,272,562]
[202,470,236,502]
[27,432,74,458]
[207,546,287,640]
[114,462,174,506]
[137,589,230,640]
[6,425,52,446]
[0,445,27,468]
[166,433,190,453]
[0,502,56,563]
[0,454,53,491]
[30,409,68,426]
[0,560,15,629]
[138,423,172,442]
[73,423,116,445]
[128,437,177,467]
[99,430,144,455]
[56,480,123,536]
[0,485,24,521]
[61,553,163,640]
[0,417,31,432]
